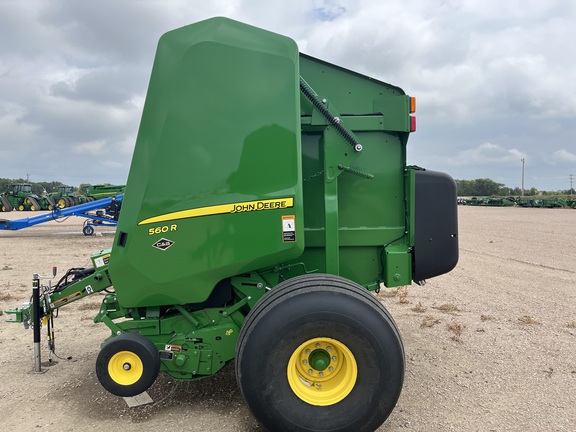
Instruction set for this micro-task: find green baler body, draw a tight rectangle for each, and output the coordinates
[5,19,459,415]
[108,17,454,308]
[110,19,304,307]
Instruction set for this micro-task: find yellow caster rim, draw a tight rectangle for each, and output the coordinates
[287,337,357,406]
[108,351,144,386]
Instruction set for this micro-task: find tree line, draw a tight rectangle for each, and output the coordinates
[455,178,573,197]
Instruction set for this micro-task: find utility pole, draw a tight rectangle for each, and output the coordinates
[570,174,574,195]
[521,158,525,197]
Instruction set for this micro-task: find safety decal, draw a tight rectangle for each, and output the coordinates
[51,291,82,308]
[138,197,294,225]
[94,253,110,268]
[152,238,174,251]
[164,344,182,353]
[282,215,296,243]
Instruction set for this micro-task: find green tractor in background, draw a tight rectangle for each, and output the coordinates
[50,185,95,208]
[49,184,126,209]
[0,183,56,211]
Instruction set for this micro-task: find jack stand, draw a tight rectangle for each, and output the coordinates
[32,275,42,373]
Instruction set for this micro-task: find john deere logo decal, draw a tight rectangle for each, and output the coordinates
[152,238,174,251]
[138,197,294,225]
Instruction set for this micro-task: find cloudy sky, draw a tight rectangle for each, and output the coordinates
[1,0,575,191]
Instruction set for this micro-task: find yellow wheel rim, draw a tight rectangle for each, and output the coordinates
[108,351,144,386]
[58,198,66,208]
[24,198,31,205]
[287,337,357,406]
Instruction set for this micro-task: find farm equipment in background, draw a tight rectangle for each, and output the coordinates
[461,196,486,206]
[84,184,125,200]
[0,184,56,212]
[50,185,95,208]
[6,18,458,432]
[464,196,516,206]
[459,196,575,208]
[566,197,576,208]
[0,194,122,235]
[486,197,516,206]
[516,197,565,208]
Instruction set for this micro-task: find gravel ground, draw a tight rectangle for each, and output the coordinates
[0,206,575,431]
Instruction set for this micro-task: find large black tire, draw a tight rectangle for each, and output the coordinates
[0,196,13,212]
[96,333,160,397]
[236,274,405,432]
[28,197,40,211]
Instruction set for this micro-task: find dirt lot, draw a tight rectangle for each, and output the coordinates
[1,206,575,431]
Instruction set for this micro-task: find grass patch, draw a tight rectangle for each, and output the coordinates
[433,303,461,314]
[420,316,441,328]
[447,320,465,342]
[518,315,541,325]
[397,287,410,304]
[411,302,427,313]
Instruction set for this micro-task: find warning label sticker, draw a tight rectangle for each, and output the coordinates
[94,253,110,268]
[282,215,296,243]
[52,291,82,308]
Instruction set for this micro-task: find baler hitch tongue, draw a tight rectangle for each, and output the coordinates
[5,302,31,327]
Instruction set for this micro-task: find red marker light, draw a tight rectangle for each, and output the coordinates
[410,116,416,132]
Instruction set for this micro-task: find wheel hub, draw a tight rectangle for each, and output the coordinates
[287,337,357,406]
[308,349,330,371]
[108,351,144,386]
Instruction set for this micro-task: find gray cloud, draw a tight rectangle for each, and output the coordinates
[0,0,575,191]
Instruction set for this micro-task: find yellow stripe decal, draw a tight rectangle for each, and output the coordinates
[138,197,294,225]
